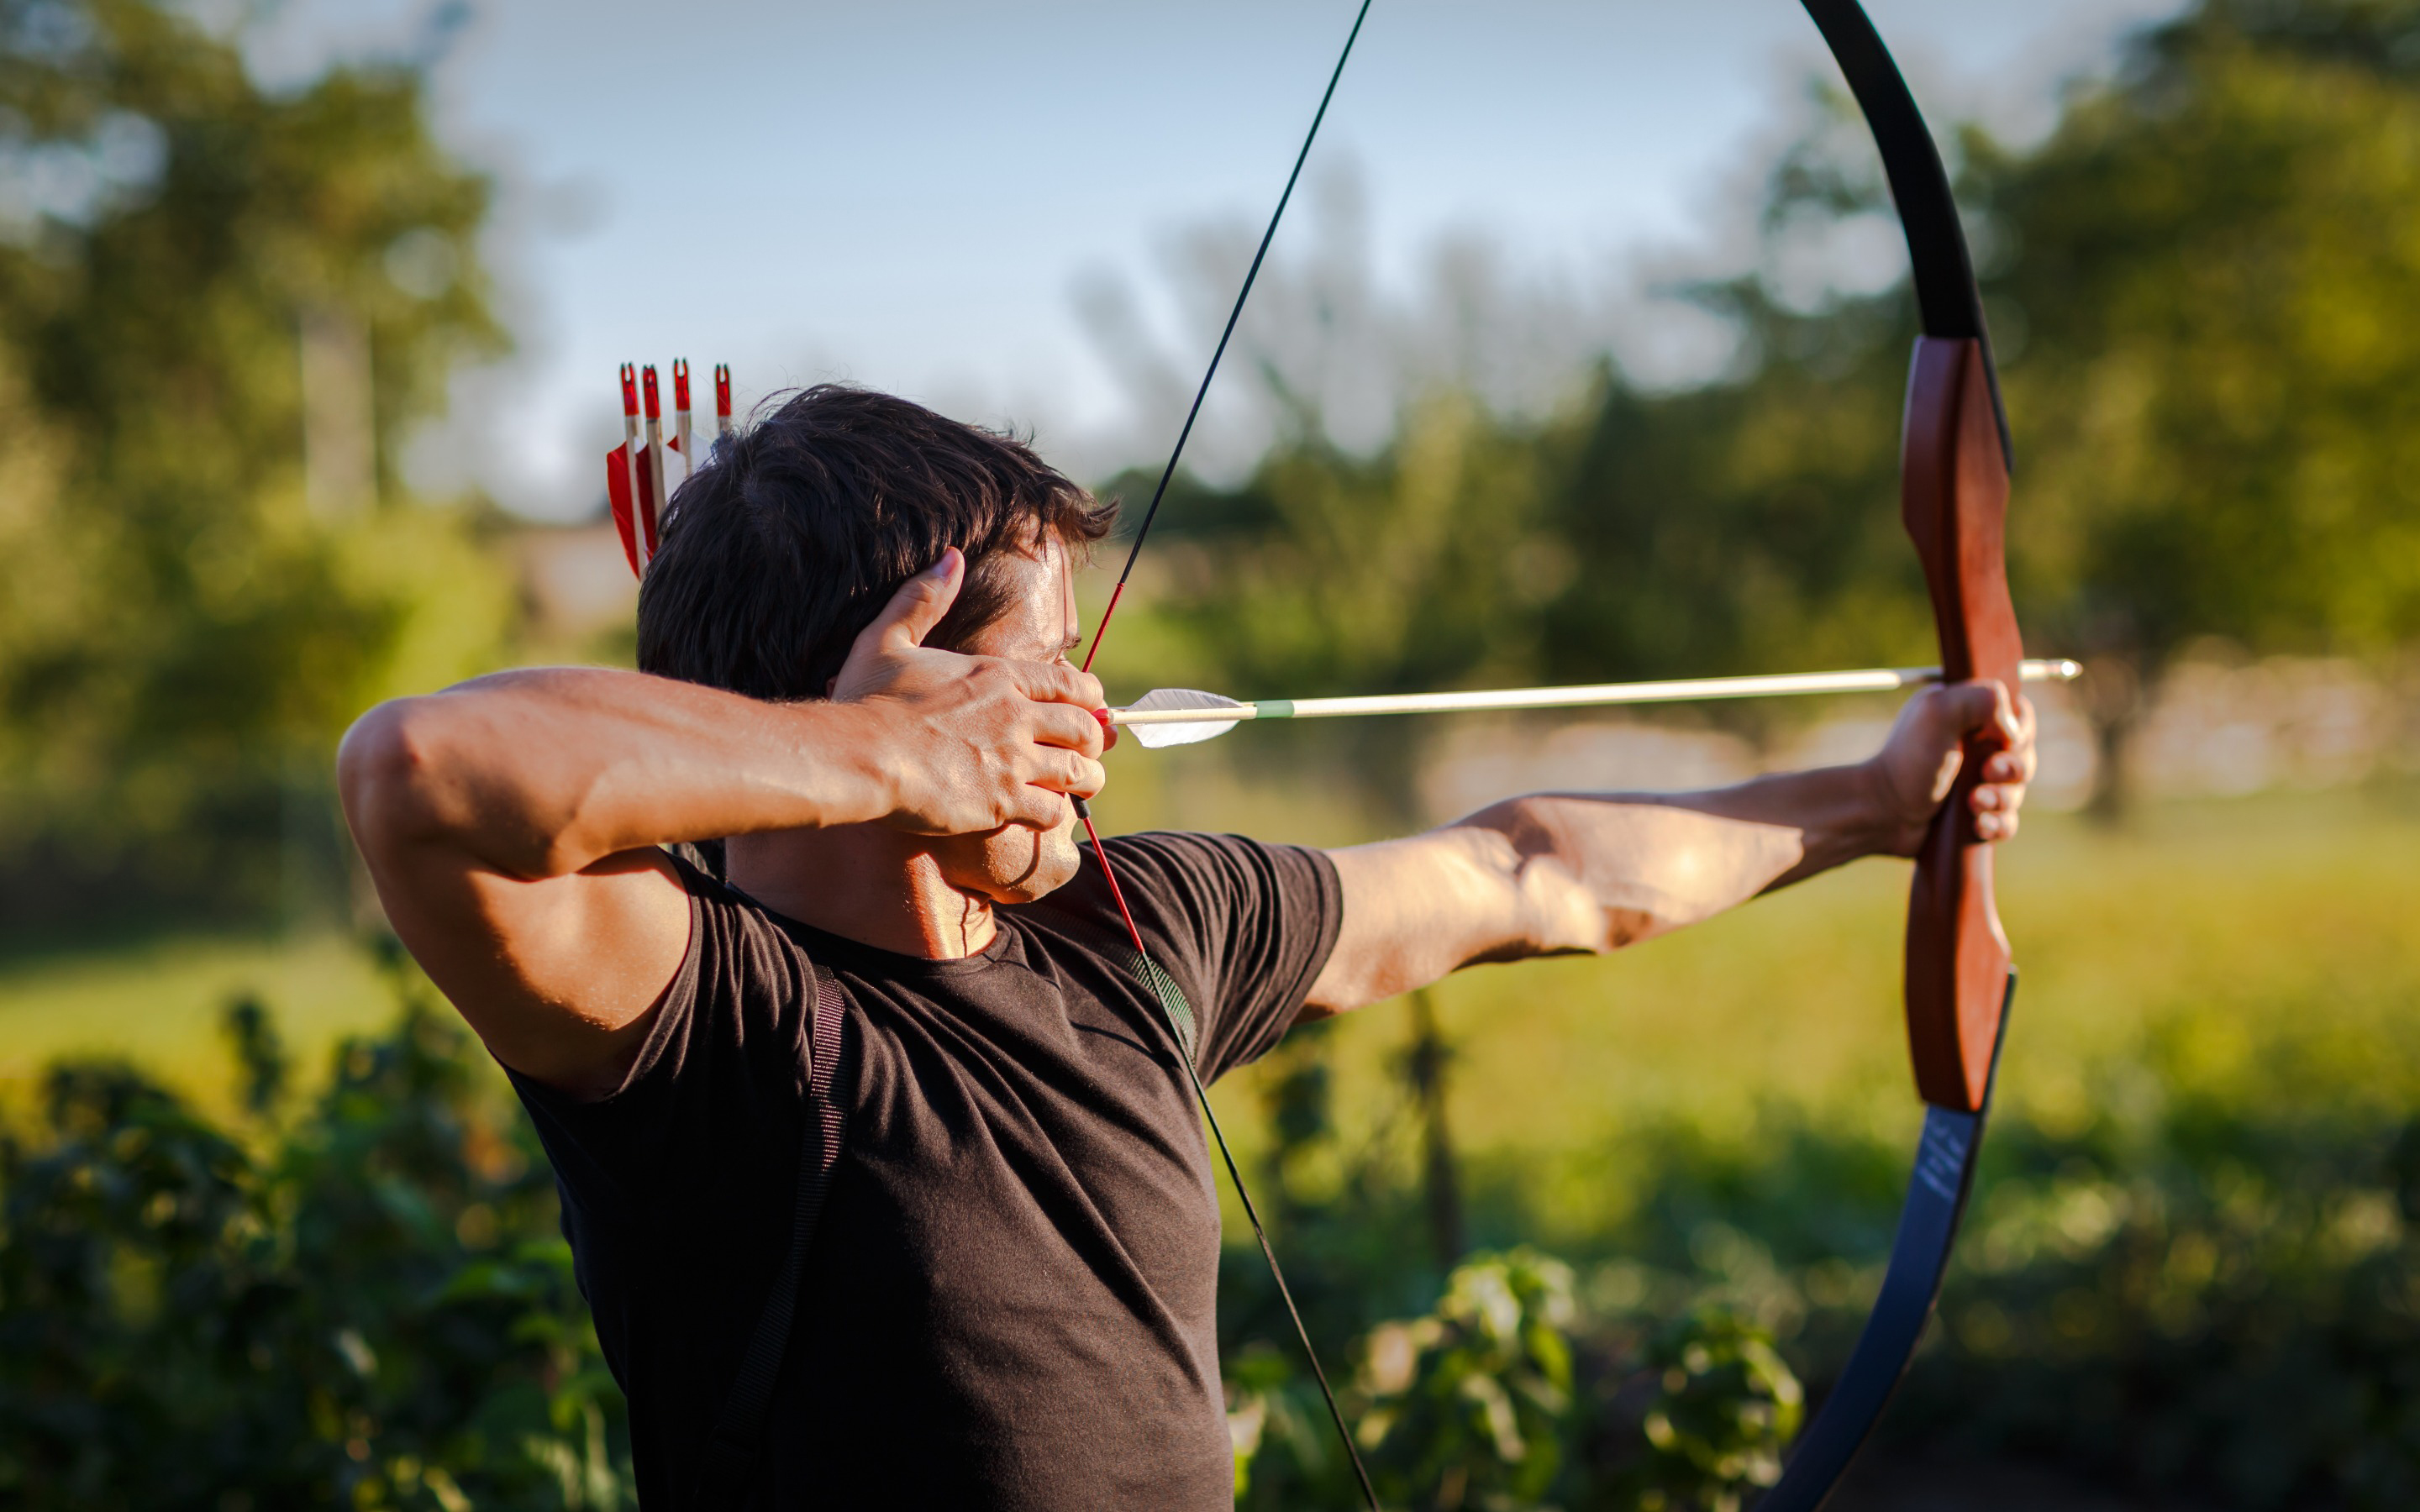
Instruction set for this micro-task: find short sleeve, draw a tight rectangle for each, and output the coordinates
[501,858,838,1497]
[1038,832,1343,1084]
[505,855,822,1220]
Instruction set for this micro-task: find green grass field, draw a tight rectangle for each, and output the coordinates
[6,783,2416,1194]
[0,929,398,1117]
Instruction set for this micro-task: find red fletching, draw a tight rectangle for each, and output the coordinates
[607,443,640,577]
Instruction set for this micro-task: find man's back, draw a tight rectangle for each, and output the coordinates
[509,833,1341,1509]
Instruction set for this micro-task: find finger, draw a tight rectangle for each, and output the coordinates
[1982,753,2038,786]
[1059,752,1107,801]
[1991,682,2026,747]
[1012,659,1107,712]
[1929,680,2003,739]
[859,548,965,656]
[1975,809,2019,842]
[2011,690,2038,742]
[1006,786,1070,832]
[1023,748,1106,801]
[1971,780,2028,813]
[1027,702,1107,758]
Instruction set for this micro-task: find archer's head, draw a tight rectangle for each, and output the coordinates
[637,384,1116,902]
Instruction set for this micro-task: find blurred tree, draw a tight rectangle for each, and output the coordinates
[1539,328,1927,701]
[1549,0,2420,815]
[1976,0,2420,813]
[1099,389,1560,815]
[1489,0,2420,816]
[0,0,515,937]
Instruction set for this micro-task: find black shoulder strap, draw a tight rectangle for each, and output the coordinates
[687,967,851,1509]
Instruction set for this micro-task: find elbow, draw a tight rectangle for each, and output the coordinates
[338,699,452,858]
[1460,799,1672,957]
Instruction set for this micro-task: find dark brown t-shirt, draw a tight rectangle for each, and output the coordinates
[508,832,1343,1510]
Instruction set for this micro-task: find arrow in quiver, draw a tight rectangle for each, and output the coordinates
[608,358,730,579]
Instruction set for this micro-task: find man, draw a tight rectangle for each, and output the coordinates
[339,385,2035,1509]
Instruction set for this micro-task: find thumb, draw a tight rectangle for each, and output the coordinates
[866,548,965,652]
[1935,678,2016,746]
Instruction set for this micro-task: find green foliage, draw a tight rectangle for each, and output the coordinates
[1604,1309,1802,1512]
[1986,0,2420,675]
[1223,1084,2420,1510]
[0,949,629,1509]
[1101,392,1560,817]
[5,793,2418,1508]
[1605,1094,2420,1509]
[0,0,516,937]
[1523,345,1933,766]
[1355,1248,1577,1510]
[1124,0,2420,816]
[1912,1097,2420,1506]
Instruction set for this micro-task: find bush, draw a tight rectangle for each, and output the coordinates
[12,942,2419,1510]
[0,945,627,1509]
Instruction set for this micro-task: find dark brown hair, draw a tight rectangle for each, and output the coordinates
[637,386,1115,701]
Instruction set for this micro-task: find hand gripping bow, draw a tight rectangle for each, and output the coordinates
[1754,5,2025,1506]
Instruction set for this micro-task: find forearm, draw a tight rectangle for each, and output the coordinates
[1314,760,1900,1010]
[339,667,894,879]
[1618,759,1914,893]
[1489,759,1902,944]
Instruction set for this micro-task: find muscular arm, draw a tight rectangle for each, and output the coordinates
[339,552,1106,1095]
[1305,680,2034,1013]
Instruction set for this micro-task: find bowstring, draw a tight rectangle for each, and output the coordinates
[1080,0,1375,679]
[1072,3,1381,1508]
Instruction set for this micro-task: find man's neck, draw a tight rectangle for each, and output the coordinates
[725,826,997,959]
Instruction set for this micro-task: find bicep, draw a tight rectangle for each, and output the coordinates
[361,835,692,1096]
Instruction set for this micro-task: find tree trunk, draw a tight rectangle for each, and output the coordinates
[1406,988,1465,1267]
[2080,653,2149,826]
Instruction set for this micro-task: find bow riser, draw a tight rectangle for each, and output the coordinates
[1901,337,2022,1113]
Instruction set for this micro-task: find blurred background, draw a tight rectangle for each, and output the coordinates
[3,0,2417,1506]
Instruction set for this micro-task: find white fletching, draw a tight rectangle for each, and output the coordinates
[1123,688,1252,748]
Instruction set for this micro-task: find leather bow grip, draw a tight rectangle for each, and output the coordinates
[1900,338,2023,1113]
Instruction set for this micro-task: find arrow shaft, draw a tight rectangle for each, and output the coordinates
[1110,658,2078,729]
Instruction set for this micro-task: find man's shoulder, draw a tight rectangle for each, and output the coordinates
[1079,828,1297,874]
[1027,829,1337,943]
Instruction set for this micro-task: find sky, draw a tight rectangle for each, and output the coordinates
[240,0,2187,521]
